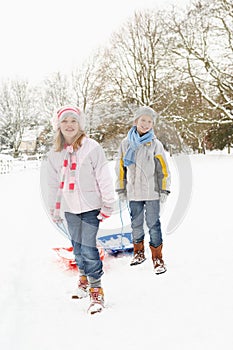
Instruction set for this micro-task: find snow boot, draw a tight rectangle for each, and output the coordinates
[72,275,89,299]
[130,241,146,266]
[88,287,104,315]
[150,244,167,275]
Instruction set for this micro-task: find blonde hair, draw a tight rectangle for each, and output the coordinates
[54,129,86,152]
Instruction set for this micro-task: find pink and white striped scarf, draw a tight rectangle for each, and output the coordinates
[54,145,77,219]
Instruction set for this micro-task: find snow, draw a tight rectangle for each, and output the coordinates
[0,153,233,350]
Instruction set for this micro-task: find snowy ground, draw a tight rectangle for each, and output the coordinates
[0,152,233,350]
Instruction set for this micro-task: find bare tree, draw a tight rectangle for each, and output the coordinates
[103,10,175,112]
[71,49,109,135]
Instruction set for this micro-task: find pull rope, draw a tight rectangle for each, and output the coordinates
[118,199,131,250]
[56,221,71,240]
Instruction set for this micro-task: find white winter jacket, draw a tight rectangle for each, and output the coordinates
[115,136,171,201]
[47,137,115,216]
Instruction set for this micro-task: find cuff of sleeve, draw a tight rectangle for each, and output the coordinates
[100,211,110,219]
[161,190,170,194]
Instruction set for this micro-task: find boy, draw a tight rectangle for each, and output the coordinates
[115,106,171,274]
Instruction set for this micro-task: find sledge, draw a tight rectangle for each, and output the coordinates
[97,201,133,255]
[53,246,105,271]
[53,201,133,262]
[52,246,78,270]
[98,232,133,255]
[53,222,105,270]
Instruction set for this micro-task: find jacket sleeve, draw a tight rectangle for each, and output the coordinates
[91,145,115,217]
[115,140,127,193]
[154,140,171,193]
[47,150,60,210]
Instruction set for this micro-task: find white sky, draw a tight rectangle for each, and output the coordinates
[0,0,191,83]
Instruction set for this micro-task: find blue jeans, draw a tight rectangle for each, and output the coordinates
[129,200,162,248]
[65,210,103,280]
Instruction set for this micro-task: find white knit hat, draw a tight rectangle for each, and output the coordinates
[134,106,157,123]
[54,106,85,131]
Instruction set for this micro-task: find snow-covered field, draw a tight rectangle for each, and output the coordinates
[0,152,233,350]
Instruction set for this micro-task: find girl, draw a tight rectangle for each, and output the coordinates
[115,106,171,274]
[47,106,114,314]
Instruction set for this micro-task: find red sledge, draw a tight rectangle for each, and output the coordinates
[53,246,105,271]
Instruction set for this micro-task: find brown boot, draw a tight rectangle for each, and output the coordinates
[150,244,167,274]
[88,287,104,315]
[130,241,146,266]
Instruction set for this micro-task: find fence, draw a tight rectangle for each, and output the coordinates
[0,155,14,174]
[0,154,42,174]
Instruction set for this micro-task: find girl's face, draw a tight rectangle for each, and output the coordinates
[135,115,153,135]
[59,116,80,143]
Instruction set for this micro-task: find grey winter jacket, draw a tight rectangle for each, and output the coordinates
[115,137,171,201]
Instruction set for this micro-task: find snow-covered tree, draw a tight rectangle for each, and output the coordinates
[34,72,75,151]
[0,79,34,157]
[40,71,74,121]
[167,0,233,121]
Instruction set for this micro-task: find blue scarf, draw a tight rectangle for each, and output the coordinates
[123,126,154,167]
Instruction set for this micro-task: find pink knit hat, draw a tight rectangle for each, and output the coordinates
[53,106,85,131]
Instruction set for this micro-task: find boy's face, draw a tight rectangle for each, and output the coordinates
[135,114,153,135]
[59,115,80,142]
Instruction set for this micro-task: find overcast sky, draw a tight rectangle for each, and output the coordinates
[0,0,191,83]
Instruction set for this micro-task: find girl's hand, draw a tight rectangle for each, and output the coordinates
[50,209,63,223]
[97,212,110,222]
